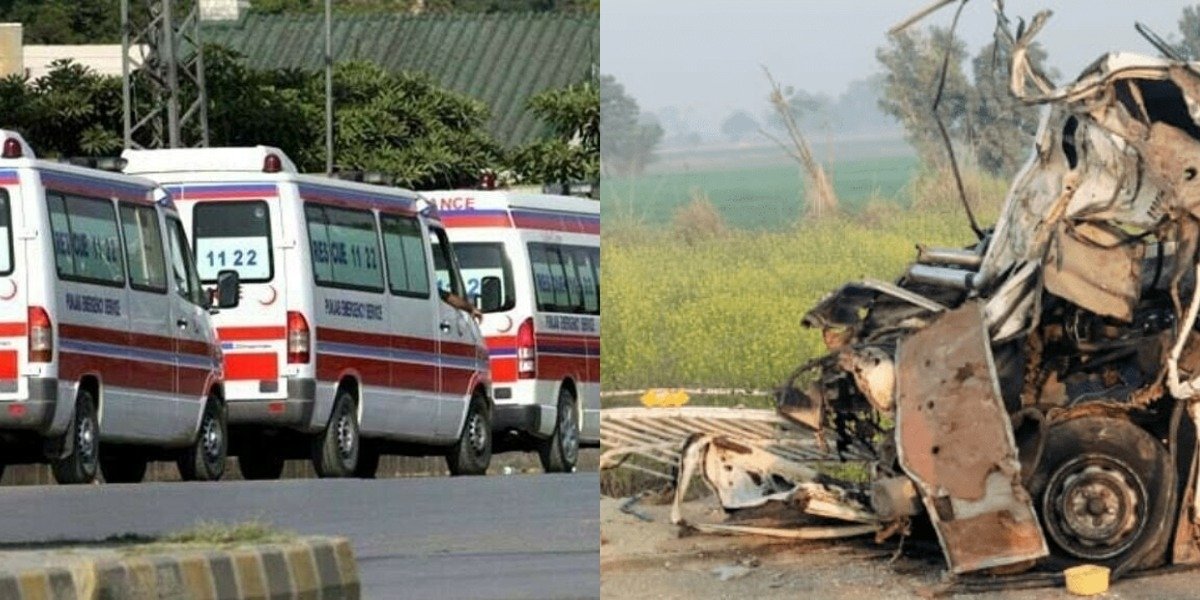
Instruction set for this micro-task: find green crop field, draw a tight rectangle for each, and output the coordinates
[599,154,1011,396]
[602,154,920,230]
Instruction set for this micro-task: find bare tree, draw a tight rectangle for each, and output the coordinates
[759,66,839,220]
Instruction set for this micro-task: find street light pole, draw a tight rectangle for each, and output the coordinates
[325,0,333,175]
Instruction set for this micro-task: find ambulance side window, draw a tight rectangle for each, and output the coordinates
[0,191,12,276]
[47,193,125,287]
[381,214,431,298]
[572,247,599,315]
[305,203,384,292]
[166,216,204,307]
[119,204,167,293]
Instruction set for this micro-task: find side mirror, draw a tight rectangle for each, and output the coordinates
[215,269,240,309]
[479,276,502,313]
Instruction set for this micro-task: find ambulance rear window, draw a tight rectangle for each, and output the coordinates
[193,201,273,283]
[0,191,11,276]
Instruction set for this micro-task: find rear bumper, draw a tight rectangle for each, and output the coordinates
[492,402,541,435]
[0,378,58,434]
[226,378,317,432]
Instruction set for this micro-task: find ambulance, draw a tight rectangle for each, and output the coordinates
[0,131,237,485]
[122,147,493,478]
[424,190,599,472]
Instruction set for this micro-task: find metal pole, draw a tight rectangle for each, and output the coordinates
[194,4,209,147]
[120,0,131,148]
[324,0,333,175]
[162,0,180,148]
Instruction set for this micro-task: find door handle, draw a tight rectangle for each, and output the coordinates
[439,320,451,333]
[176,318,189,329]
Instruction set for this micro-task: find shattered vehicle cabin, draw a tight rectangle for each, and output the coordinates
[672,17,1200,581]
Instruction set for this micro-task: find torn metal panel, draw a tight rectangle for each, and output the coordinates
[894,301,1048,573]
[600,407,861,482]
[1043,222,1144,322]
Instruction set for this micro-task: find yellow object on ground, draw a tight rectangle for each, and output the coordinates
[640,389,690,407]
[1064,564,1110,596]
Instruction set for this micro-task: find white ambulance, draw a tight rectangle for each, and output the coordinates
[122,147,493,478]
[424,190,599,472]
[0,131,237,485]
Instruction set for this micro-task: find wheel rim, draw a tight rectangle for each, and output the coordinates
[336,408,356,460]
[201,413,223,464]
[559,401,578,466]
[77,413,96,464]
[1043,453,1148,560]
[466,410,487,456]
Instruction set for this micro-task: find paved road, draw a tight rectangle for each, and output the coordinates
[0,473,600,599]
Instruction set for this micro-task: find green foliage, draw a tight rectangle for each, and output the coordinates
[1176,5,1200,60]
[965,41,1049,178]
[0,0,120,44]
[511,79,598,184]
[720,110,759,142]
[0,59,124,157]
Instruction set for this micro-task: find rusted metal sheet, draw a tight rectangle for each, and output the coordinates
[1043,222,1143,322]
[894,301,1048,573]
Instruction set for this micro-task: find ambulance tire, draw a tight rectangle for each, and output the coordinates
[538,388,579,473]
[313,392,358,478]
[238,452,285,481]
[178,399,227,482]
[100,450,147,484]
[52,392,99,485]
[354,441,380,479]
[447,393,491,476]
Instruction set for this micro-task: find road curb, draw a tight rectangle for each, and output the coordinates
[0,536,359,599]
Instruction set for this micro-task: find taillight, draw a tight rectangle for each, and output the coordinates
[516,317,535,379]
[28,306,52,363]
[287,311,310,364]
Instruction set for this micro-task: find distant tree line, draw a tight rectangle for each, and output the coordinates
[0,46,597,190]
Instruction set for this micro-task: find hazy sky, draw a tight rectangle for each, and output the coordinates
[602,0,1193,129]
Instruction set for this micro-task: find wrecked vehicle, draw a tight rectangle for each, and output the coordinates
[672,13,1200,582]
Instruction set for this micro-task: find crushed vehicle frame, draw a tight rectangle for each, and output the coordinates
[662,3,1200,582]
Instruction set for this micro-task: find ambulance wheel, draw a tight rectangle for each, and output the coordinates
[1029,416,1173,570]
[538,388,579,473]
[100,449,147,484]
[52,392,99,485]
[447,393,491,476]
[354,441,380,479]
[238,452,285,481]
[178,399,227,482]
[313,391,358,478]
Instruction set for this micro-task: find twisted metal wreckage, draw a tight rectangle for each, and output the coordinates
[660,5,1200,582]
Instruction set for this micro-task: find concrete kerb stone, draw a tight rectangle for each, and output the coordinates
[0,536,359,600]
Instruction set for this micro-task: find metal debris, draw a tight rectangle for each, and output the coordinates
[601,5,1200,583]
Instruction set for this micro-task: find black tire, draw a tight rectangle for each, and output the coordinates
[237,452,285,480]
[354,441,380,479]
[100,448,147,484]
[537,387,579,473]
[1028,416,1174,571]
[51,391,99,485]
[312,391,358,478]
[447,394,491,476]
[178,399,227,482]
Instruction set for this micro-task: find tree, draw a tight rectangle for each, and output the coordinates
[966,40,1049,177]
[1176,5,1200,60]
[876,26,972,165]
[763,87,832,134]
[720,110,759,142]
[510,79,599,185]
[599,74,662,177]
[0,0,120,44]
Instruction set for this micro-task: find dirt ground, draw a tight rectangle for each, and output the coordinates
[600,495,1200,600]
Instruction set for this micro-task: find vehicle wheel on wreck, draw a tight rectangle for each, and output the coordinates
[1028,416,1175,571]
